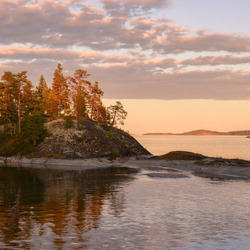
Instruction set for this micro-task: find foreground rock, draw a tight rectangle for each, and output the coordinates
[154,151,206,160]
[2,150,250,180]
[28,119,150,159]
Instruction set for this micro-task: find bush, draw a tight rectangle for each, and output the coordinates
[22,113,48,145]
[108,130,115,139]
[0,133,35,157]
[108,150,121,161]
[64,116,75,129]
[76,136,85,142]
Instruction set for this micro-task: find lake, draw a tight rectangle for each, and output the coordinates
[134,135,250,160]
[1,136,250,249]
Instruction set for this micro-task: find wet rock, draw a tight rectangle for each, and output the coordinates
[146,172,190,179]
[194,171,250,180]
[195,157,250,167]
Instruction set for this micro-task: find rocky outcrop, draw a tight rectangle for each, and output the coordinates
[154,151,206,161]
[29,119,150,159]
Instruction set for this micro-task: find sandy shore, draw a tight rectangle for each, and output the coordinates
[1,155,250,180]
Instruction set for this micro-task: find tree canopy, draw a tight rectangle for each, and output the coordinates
[0,63,127,137]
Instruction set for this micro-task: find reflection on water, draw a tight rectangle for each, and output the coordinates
[1,166,250,249]
[0,166,137,249]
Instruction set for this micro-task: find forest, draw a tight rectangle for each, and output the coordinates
[0,63,127,156]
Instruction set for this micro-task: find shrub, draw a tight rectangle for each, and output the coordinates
[64,116,75,129]
[108,150,121,161]
[108,130,115,139]
[76,136,85,142]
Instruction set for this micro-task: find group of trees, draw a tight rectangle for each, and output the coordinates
[0,63,127,141]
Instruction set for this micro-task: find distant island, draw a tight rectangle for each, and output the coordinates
[143,129,250,136]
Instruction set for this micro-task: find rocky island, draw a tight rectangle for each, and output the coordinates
[0,64,150,160]
[29,118,150,159]
[1,65,250,180]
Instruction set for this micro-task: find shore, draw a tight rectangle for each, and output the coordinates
[1,152,250,180]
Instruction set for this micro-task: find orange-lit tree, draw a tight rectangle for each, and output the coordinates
[68,69,91,121]
[52,63,70,116]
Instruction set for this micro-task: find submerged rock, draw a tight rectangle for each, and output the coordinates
[29,119,150,159]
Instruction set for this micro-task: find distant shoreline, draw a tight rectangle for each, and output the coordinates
[143,129,250,136]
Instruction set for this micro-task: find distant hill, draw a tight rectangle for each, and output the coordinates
[144,130,250,136]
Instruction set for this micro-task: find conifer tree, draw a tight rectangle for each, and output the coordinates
[34,75,49,116]
[107,101,127,127]
[88,81,108,123]
[52,63,69,116]
[0,72,17,133]
[14,71,33,132]
[68,69,91,120]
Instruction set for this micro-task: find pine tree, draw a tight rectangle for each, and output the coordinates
[0,72,17,134]
[52,63,69,116]
[107,101,127,127]
[68,69,91,120]
[88,81,108,123]
[34,75,49,116]
[14,71,33,133]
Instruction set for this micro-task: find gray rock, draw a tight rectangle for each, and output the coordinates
[29,119,151,159]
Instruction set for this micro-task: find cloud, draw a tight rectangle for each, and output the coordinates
[179,55,250,66]
[101,0,170,10]
[0,0,250,100]
[155,32,250,54]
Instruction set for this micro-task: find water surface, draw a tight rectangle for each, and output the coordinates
[1,166,250,249]
[134,135,250,160]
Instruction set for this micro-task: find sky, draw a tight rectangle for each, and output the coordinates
[1,0,250,134]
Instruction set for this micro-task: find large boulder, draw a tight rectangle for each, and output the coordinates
[29,119,150,159]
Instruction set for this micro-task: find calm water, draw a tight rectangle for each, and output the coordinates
[134,135,250,160]
[1,165,250,249]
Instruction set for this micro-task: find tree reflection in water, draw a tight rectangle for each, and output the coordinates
[0,166,138,249]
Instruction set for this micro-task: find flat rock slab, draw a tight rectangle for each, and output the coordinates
[146,172,190,179]
[194,171,250,180]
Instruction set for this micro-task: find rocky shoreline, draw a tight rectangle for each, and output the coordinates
[28,119,150,159]
[1,151,250,180]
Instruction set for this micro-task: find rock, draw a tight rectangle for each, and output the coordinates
[28,119,151,159]
[195,157,250,167]
[155,151,206,161]
[146,172,190,179]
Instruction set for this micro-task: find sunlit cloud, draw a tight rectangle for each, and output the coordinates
[0,0,250,100]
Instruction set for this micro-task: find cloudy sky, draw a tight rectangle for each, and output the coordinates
[1,0,250,133]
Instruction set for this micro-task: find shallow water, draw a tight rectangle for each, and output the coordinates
[1,166,250,249]
[134,135,250,160]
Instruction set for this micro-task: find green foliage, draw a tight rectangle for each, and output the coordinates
[0,133,35,157]
[76,136,85,142]
[108,130,115,139]
[64,116,75,129]
[22,113,48,145]
[108,150,121,161]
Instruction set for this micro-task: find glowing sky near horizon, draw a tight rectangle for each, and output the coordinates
[1,0,250,133]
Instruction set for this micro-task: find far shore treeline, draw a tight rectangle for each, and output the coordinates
[0,63,127,156]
